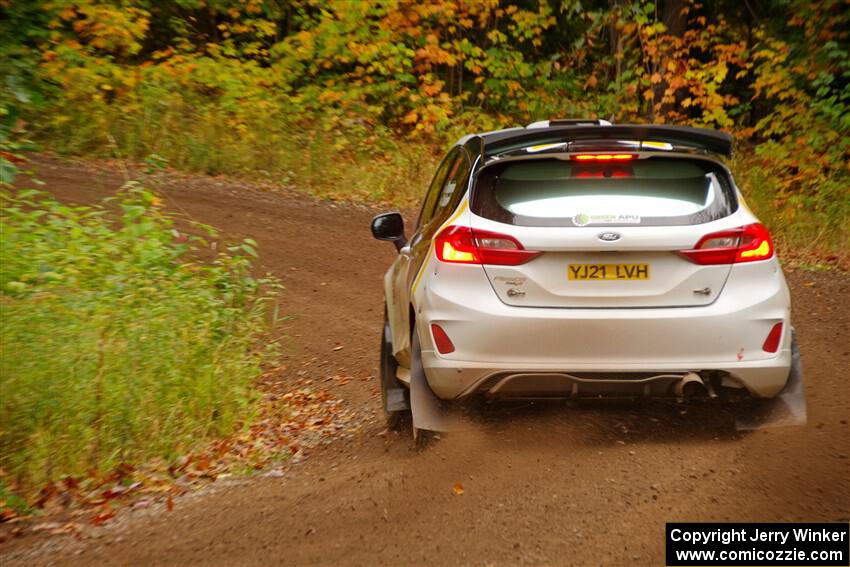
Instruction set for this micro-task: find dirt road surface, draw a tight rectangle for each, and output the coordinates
[3,156,849,566]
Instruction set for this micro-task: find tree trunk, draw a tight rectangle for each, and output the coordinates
[654,0,689,118]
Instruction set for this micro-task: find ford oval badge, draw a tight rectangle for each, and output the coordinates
[598,232,621,242]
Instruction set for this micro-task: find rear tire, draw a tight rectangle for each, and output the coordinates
[380,311,409,430]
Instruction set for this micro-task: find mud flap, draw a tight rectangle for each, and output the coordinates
[385,388,408,412]
[735,331,807,431]
[381,320,409,413]
[409,332,467,434]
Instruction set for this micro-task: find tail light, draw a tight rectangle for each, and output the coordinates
[678,223,774,265]
[762,322,783,353]
[430,324,455,354]
[435,226,540,266]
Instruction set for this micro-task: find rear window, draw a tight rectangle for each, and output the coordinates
[471,157,737,227]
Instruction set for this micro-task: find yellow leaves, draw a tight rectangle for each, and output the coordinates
[713,62,728,84]
[650,72,662,85]
[452,482,464,495]
[415,44,457,67]
[57,4,150,56]
[402,110,418,124]
[666,61,677,73]
[643,89,655,101]
[254,20,277,38]
[151,48,173,61]
[317,90,343,104]
[487,29,507,44]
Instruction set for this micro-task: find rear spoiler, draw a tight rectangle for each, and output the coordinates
[481,124,733,157]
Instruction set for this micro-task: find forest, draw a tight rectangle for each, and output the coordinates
[2,0,848,258]
[0,0,848,520]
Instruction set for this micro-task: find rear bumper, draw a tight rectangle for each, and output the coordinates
[421,357,791,399]
[418,261,792,399]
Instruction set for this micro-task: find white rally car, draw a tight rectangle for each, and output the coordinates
[371,120,803,435]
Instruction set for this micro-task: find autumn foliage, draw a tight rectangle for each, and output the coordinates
[0,0,847,522]
[1,0,848,255]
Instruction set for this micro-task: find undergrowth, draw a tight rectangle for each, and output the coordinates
[0,184,280,491]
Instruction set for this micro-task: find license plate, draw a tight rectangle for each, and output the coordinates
[568,263,650,280]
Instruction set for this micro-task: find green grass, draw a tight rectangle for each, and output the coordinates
[39,82,439,208]
[0,185,280,491]
[731,153,850,267]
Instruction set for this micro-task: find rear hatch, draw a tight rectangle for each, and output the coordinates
[469,154,738,308]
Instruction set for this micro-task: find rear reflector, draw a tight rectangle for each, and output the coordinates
[434,225,540,266]
[678,223,774,265]
[762,322,783,353]
[430,324,455,354]
[573,153,636,161]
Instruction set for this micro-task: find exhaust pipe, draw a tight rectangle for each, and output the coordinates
[675,372,708,399]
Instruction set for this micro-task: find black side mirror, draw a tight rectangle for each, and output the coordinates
[371,212,407,251]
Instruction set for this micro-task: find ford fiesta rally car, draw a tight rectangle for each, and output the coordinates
[371,120,804,437]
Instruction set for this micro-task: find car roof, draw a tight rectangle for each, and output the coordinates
[461,121,733,158]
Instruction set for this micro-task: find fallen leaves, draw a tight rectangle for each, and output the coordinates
[91,507,115,526]
[324,374,352,386]
[452,482,464,496]
[0,376,363,535]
